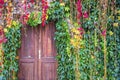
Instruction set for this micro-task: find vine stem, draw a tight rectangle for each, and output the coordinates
[70,0,73,21]
[75,51,80,80]
[94,29,97,79]
[0,44,3,75]
[99,0,108,79]
[103,36,107,80]
[88,31,92,80]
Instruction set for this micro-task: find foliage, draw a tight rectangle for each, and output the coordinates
[41,0,49,26]
[54,0,120,80]
[48,1,76,80]
[47,1,70,21]
[0,0,120,80]
[0,26,7,78]
[27,12,42,27]
[55,20,75,80]
[2,21,21,80]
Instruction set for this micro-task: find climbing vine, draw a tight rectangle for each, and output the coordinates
[0,0,120,80]
[2,21,21,80]
[27,11,42,27]
[54,0,120,80]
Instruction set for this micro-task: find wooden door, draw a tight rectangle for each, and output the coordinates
[18,23,57,80]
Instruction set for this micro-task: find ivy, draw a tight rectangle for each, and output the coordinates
[54,0,120,80]
[0,0,119,80]
[2,21,21,80]
[27,12,42,27]
[47,1,70,22]
[48,1,76,80]
[55,20,75,80]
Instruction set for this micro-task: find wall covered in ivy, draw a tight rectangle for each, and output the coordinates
[53,0,120,80]
[0,0,119,80]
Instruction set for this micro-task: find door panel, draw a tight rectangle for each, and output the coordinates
[41,62,56,80]
[19,63,34,80]
[40,23,57,80]
[18,26,37,80]
[20,27,35,58]
[19,23,57,80]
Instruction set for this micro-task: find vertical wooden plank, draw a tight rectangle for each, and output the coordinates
[34,26,39,80]
[38,25,42,80]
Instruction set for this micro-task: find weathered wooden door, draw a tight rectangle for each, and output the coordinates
[18,23,57,80]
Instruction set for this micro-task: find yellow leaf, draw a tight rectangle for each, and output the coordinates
[75,30,80,35]
[12,21,17,26]
[102,13,105,16]
[4,0,7,2]
[91,55,95,59]
[109,16,114,20]
[71,28,76,32]
[9,2,12,7]
[117,10,120,14]
[4,28,8,33]
[109,31,113,36]
[70,39,74,45]
[113,23,118,27]
[8,26,11,28]
[118,16,120,20]
[46,15,48,20]
[74,35,79,39]
[60,3,65,6]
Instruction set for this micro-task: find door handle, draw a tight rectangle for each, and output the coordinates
[39,50,41,59]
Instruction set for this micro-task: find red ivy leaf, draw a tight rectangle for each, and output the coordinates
[102,29,107,37]
[0,0,4,8]
[30,0,34,3]
[83,11,89,18]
